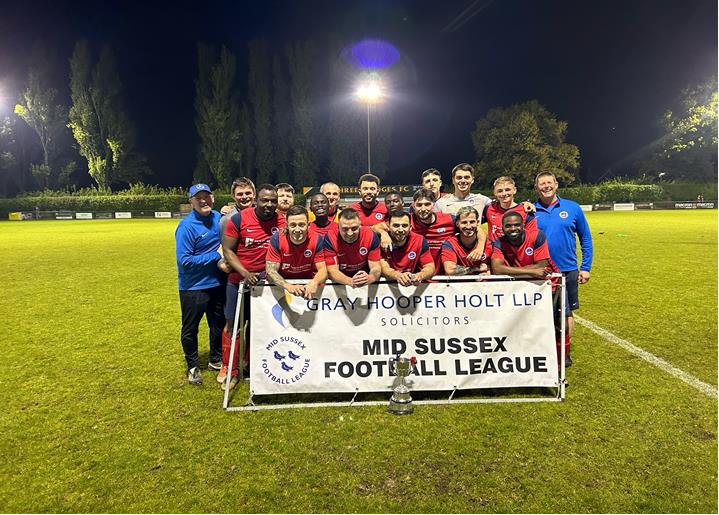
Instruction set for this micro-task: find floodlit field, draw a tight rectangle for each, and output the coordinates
[0,210,716,513]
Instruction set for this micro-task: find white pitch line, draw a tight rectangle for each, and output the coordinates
[575,315,718,399]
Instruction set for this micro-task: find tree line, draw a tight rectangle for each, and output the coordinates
[0,37,714,197]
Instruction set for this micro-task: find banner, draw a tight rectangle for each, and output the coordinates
[250,280,559,395]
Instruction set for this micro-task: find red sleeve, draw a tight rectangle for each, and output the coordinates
[225,211,242,238]
[419,237,434,266]
[265,233,282,263]
[533,239,551,262]
[367,232,381,261]
[490,241,505,261]
[441,240,457,263]
[323,233,338,266]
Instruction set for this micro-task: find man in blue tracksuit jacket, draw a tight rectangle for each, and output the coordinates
[534,171,593,367]
[175,183,225,385]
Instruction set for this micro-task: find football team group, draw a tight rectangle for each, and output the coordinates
[175,163,593,389]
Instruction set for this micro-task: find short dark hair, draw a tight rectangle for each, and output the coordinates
[388,210,410,223]
[455,206,479,221]
[501,211,523,224]
[276,182,295,193]
[421,168,441,181]
[412,188,437,203]
[384,190,403,201]
[231,177,256,195]
[451,163,474,179]
[338,207,360,221]
[285,205,308,219]
[256,183,277,197]
[358,173,380,186]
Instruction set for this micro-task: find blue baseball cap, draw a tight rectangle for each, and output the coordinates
[189,184,212,198]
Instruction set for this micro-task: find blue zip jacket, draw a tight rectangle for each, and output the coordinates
[175,209,223,290]
[534,196,593,273]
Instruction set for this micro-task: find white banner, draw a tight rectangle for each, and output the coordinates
[250,280,559,395]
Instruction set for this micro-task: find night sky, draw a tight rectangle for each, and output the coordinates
[0,0,716,187]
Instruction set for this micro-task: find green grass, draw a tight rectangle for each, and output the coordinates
[0,213,716,513]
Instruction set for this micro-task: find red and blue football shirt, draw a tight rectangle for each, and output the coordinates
[309,219,338,238]
[349,201,388,226]
[490,229,557,270]
[484,201,536,241]
[381,232,433,273]
[441,236,492,271]
[323,226,381,274]
[266,231,324,279]
[225,208,286,283]
[410,212,455,270]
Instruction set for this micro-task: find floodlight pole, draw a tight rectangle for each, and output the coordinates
[366,103,372,172]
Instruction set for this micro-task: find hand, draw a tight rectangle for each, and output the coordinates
[527,268,548,280]
[303,282,319,300]
[467,248,484,262]
[396,272,414,287]
[351,270,370,288]
[380,232,393,252]
[217,259,231,273]
[285,283,305,297]
[522,201,536,213]
[220,205,233,215]
[478,263,490,275]
[242,271,260,286]
[578,270,591,284]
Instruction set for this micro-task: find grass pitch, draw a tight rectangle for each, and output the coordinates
[0,211,716,513]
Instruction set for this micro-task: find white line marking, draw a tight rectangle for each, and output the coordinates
[575,315,718,399]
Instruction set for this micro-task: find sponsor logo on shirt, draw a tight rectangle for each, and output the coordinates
[437,227,446,233]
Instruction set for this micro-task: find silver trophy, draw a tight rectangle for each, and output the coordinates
[388,355,414,415]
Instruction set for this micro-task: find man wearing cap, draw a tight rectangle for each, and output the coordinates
[174,184,225,386]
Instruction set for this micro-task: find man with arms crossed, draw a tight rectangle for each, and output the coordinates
[534,171,593,366]
[175,184,225,385]
[441,206,491,276]
[324,208,382,288]
[380,210,435,286]
[265,205,327,299]
[220,184,286,388]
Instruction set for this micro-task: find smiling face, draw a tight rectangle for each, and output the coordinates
[422,173,442,197]
[255,189,279,220]
[412,197,435,223]
[359,180,378,205]
[453,170,474,195]
[191,191,214,216]
[456,211,478,239]
[233,185,255,209]
[277,189,294,212]
[310,194,329,218]
[535,174,559,205]
[502,213,525,245]
[338,216,361,244]
[286,213,309,244]
[388,214,411,245]
[320,183,340,211]
[493,181,517,208]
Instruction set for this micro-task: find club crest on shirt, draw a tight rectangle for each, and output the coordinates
[375,213,383,220]
[359,246,368,255]
[272,226,280,234]
[559,211,569,219]
[303,249,312,258]
[525,247,534,256]
[408,251,417,260]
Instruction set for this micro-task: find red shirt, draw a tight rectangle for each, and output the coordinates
[490,229,557,270]
[441,236,492,272]
[410,212,455,271]
[324,226,381,274]
[485,201,536,241]
[309,219,338,238]
[266,231,324,279]
[381,233,433,274]
[349,201,388,226]
[225,208,286,283]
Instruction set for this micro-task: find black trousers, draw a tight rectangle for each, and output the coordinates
[179,285,225,369]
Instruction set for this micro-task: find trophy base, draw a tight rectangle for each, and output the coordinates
[387,398,414,415]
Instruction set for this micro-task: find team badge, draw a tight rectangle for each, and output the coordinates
[271,226,280,234]
[303,249,312,258]
[359,246,368,255]
[408,251,417,260]
[375,213,383,220]
[559,211,569,219]
[525,248,534,256]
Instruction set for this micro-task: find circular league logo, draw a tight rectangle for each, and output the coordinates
[260,336,311,386]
